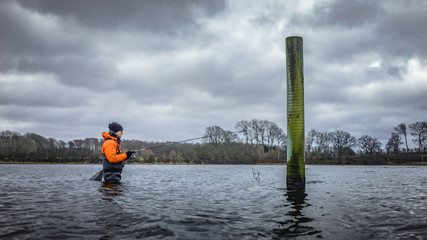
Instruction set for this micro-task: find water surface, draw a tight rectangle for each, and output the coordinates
[0,165,426,239]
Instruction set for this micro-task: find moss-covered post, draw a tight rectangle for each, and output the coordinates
[286,36,305,191]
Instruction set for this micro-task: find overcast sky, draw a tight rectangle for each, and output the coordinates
[1,0,426,146]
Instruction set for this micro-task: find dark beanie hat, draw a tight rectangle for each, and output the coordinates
[109,122,123,132]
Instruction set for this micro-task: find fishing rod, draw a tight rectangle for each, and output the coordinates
[133,131,239,152]
[133,136,207,152]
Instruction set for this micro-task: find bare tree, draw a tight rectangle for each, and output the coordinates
[330,130,356,156]
[266,121,283,150]
[222,131,239,145]
[358,135,382,156]
[315,131,331,156]
[251,119,270,146]
[409,121,427,152]
[251,119,264,145]
[235,120,251,152]
[306,129,317,155]
[386,132,402,154]
[394,123,409,153]
[258,120,269,146]
[203,125,224,146]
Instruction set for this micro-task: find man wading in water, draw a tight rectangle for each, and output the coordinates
[101,122,135,183]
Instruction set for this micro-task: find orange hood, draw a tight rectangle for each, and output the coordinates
[102,131,118,142]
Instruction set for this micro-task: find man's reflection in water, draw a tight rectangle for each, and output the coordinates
[99,183,123,201]
[274,190,322,238]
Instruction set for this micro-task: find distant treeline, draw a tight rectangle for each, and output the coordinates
[0,120,426,164]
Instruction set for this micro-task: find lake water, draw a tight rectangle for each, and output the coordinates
[0,164,426,239]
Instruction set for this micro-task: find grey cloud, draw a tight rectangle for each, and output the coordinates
[0,0,227,98]
[376,7,427,59]
[291,0,382,28]
[0,77,91,108]
[120,47,285,108]
[39,57,119,90]
[291,1,427,87]
[1,53,119,91]
[293,0,427,64]
[0,88,88,108]
[0,2,87,57]
[16,0,226,34]
[0,1,102,88]
[0,104,108,141]
[314,0,382,28]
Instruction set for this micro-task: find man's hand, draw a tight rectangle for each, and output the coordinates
[126,151,136,160]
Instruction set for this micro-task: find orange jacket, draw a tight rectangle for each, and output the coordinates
[102,132,127,163]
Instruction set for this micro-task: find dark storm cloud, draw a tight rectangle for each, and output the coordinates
[0,0,226,91]
[309,0,382,28]
[376,6,427,59]
[292,0,427,66]
[0,2,87,58]
[0,0,108,90]
[16,0,226,33]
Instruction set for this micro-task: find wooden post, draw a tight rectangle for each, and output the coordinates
[286,36,305,191]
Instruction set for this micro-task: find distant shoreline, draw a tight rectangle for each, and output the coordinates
[1,161,426,166]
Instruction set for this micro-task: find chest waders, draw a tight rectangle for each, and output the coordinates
[102,139,125,183]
